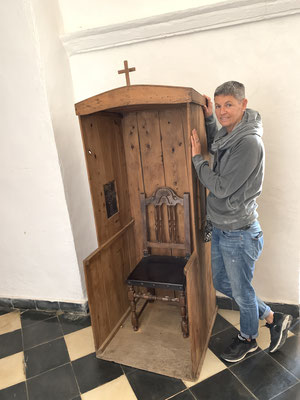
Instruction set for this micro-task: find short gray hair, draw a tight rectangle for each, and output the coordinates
[214,81,245,101]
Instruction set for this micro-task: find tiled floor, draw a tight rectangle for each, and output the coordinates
[0,308,299,400]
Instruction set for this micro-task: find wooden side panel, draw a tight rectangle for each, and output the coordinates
[194,104,216,325]
[84,224,135,352]
[80,113,131,245]
[185,254,205,376]
[186,252,217,380]
[186,103,216,379]
[79,112,136,352]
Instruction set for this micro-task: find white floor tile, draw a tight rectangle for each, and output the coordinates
[0,311,21,335]
[183,349,226,387]
[218,309,240,326]
[82,375,137,400]
[0,352,25,390]
[64,326,95,361]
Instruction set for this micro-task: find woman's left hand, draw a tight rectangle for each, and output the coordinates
[191,128,202,157]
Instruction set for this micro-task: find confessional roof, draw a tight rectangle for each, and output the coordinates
[75,84,205,116]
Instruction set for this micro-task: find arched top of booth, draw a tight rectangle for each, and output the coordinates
[75,85,205,116]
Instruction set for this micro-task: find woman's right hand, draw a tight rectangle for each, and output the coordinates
[202,94,213,118]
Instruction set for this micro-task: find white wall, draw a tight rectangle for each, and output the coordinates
[59,0,224,32]
[60,2,300,304]
[0,0,89,303]
[1,0,298,306]
[31,0,97,298]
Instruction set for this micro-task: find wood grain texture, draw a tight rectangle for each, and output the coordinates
[137,110,167,255]
[80,113,131,245]
[123,113,145,263]
[159,107,189,257]
[75,85,205,115]
[84,223,135,352]
[186,103,216,379]
[84,220,135,264]
[137,110,165,195]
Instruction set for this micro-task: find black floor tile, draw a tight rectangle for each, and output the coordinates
[190,369,255,400]
[0,329,23,358]
[211,313,234,336]
[232,299,240,311]
[27,363,79,400]
[22,316,63,350]
[269,335,300,379]
[24,337,70,378]
[20,310,56,328]
[230,351,298,400]
[289,318,299,336]
[72,353,123,394]
[271,382,300,400]
[71,397,81,400]
[216,296,232,310]
[58,313,91,335]
[126,369,186,400]
[0,382,27,400]
[170,389,196,400]
[0,309,10,316]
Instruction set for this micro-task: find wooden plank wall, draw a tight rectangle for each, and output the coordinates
[122,106,189,260]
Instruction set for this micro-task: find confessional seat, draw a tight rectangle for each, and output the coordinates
[126,187,191,338]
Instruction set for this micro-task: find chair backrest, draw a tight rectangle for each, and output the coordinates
[140,187,191,257]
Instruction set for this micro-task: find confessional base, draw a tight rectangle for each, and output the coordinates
[98,301,196,381]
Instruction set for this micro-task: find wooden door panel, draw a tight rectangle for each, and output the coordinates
[84,222,135,352]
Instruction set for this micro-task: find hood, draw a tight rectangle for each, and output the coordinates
[211,108,263,152]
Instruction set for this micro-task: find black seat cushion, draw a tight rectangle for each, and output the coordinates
[126,255,188,290]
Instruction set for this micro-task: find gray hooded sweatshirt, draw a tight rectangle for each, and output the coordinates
[192,108,264,231]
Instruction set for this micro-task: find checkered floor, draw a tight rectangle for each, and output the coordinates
[0,308,299,400]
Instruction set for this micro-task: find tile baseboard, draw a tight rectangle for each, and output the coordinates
[0,298,89,314]
[216,296,299,318]
[0,296,298,318]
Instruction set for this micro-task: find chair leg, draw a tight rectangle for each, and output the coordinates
[128,285,138,331]
[179,291,189,338]
[147,287,155,302]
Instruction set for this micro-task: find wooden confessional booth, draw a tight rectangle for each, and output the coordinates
[75,84,217,381]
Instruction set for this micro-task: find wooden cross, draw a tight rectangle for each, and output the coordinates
[118,60,136,86]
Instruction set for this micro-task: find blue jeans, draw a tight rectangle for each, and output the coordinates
[211,220,271,339]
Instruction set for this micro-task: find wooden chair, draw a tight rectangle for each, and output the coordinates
[126,187,191,338]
